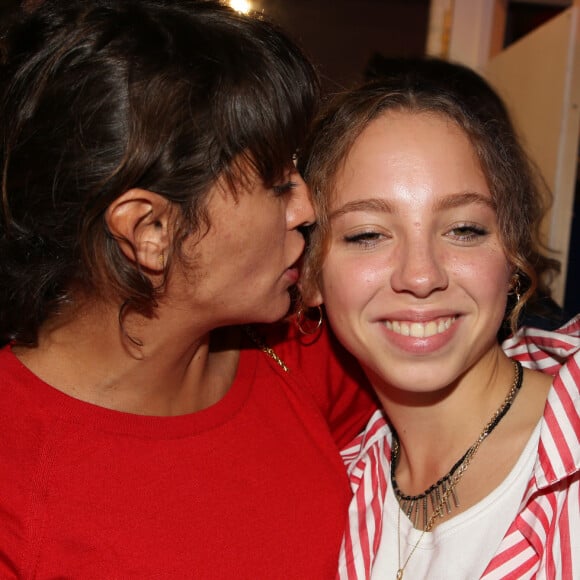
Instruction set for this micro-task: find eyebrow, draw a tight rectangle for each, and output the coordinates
[434,191,496,211]
[330,198,394,220]
[329,191,494,220]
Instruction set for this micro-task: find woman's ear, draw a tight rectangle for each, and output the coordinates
[299,279,324,308]
[308,288,324,307]
[105,189,172,273]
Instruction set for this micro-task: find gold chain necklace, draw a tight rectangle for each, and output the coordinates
[244,325,289,372]
[394,361,523,579]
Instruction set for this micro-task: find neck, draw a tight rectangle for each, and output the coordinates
[13,298,241,416]
[376,347,517,492]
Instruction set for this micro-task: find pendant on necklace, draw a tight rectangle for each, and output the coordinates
[396,570,404,579]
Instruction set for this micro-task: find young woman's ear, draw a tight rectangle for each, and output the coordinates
[307,288,324,307]
[298,281,324,308]
[105,189,172,273]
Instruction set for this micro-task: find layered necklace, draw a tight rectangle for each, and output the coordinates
[392,360,523,579]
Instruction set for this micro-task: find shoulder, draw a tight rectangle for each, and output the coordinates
[0,345,33,390]
[341,410,391,473]
[502,314,580,375]
[248,320,377,446]
[502,316,580,435]
[255,319,371,394]
[532,340,580,488]
[543,345,580,430]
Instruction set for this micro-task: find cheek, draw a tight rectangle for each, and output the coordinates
[449,250,511,303]
[320,256,384,307]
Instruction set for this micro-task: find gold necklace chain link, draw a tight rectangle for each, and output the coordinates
[244,325,289,372]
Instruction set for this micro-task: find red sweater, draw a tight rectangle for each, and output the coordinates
[0,324,376,579]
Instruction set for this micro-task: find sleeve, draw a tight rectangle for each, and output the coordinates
[264,321,378,449]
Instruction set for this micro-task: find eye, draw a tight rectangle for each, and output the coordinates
[272,181,297,196]
[343,230,385,247]
[446,223,488,243]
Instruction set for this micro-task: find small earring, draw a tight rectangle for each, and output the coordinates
[295,305,323,336]
[509,272,522,303]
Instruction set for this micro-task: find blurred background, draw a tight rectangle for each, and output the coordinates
[0,0,578,318]
[0,1,570,90]
[226,0,569,91]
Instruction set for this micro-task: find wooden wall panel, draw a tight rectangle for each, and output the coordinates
[485,6,580,303]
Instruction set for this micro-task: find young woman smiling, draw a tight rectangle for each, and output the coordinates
[300,58,580,579]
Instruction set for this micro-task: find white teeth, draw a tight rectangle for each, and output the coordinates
[425,321,438,336]
[410,322,424,338]
[386,317,455,337]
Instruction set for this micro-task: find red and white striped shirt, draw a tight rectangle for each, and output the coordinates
[338,316,580,579]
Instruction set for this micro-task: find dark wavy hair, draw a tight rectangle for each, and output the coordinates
[300,57,559,335]
[0,0,319,346]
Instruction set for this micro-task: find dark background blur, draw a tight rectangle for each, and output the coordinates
[261,0,566,92]
[0,0,568,92]
[257,0,430,92]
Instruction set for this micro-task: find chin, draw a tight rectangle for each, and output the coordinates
[254,296,292,325]
[366,361,443,392]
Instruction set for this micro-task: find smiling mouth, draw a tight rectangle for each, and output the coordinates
[385,317,457,338]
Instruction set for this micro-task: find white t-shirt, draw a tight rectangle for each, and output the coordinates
[372,420,542,580]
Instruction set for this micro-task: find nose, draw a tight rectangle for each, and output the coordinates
[288,172,315,229]
[390,236,448,298]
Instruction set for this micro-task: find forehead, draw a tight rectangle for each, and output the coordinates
[332,110,488,207]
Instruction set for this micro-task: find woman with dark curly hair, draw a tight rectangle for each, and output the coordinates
[300,58,580,579]
[0,1,375,576]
